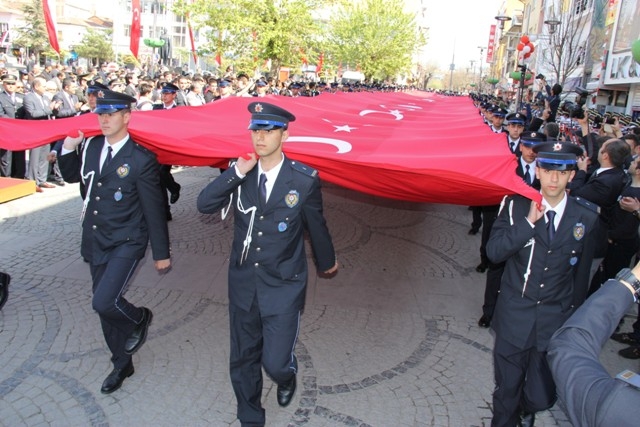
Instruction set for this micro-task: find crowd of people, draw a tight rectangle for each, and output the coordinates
[471,90,640,426]
[4,58,640,425]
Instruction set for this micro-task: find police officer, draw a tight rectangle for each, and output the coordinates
[505,112,526,155]
[58,90,171,394]
[489,107,508,134]
[487,142,600,427]
[197,102,338,426]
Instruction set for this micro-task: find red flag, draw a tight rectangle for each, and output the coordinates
[130,0,141,58]
[0,92,539,205]
[215,34,222,68]
[42,0,59,54]
[315,52,324,74]
[187,13,197,64]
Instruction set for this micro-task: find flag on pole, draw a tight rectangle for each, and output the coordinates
[130,0,141,58]
[215,34,222,68]
[187,13,197,65]
[0,30,9,47]
[42,0,59,54]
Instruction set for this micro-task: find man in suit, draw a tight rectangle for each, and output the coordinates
[487,142,600,427]
[569,137,630,292]
[24,77,61,190]
[197,102,338,427]
[0,74,25,177]
[58,91,171,394]
[547,265,640,427]
[49,77,83,186]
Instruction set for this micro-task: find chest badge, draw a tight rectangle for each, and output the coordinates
[117,164,130,178]
[573,223,585,241]
[114,188,123,201]
[285,190,299,208]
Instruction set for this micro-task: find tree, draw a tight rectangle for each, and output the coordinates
[175,0,326,78]
[326,0,424,82]
[74,28,114,67]
[12,0,57,60]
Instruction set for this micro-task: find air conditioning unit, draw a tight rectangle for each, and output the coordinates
[511,14,523,26]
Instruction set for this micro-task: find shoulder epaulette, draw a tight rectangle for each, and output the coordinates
[574,196,601,214]
[134,143,156,158]
[290,160,317,177]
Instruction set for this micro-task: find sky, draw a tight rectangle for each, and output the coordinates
[407,0,505,72]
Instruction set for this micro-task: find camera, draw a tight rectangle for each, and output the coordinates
[536,73,545,80]
[575,87,590,108]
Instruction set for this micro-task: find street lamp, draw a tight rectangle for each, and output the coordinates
[544,10,561,35]
[478,46,485,93]
[494,15,512,30]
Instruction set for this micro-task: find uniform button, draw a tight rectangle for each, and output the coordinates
[256,247,261,252]
[544,267,548,271]
[257,231,263,236]
[537,301,541,304]
[540,284,544,288]
[92,225,97,230]
[97,182,102,187]
[547,250,552,254]
[93,210,98,215]
[254,263,259,267]
[259,216,264,220]
[95,196,100,201]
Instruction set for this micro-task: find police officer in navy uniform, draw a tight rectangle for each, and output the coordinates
[58,90,171,394]
[197,102,338,426]
[505,112,526,155]
[487,141,600,427]
[489,107,508,134]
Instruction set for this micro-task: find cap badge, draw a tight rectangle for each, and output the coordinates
[285,190,299,208]
[573,222,585,241]
[254,103,263,113]
[117,164,130,178]
[553,142,562,151]
[97,90,105,98]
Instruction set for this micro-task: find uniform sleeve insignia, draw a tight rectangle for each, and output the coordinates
[573,222,585,240]
[117,164,130,178]
[285,190,299,208]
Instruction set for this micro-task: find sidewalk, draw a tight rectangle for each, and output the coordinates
[0,166,631,426]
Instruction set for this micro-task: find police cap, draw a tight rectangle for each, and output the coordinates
[520,131,546,148]
[506,112,527,125]
[87,80,109,94]
[492,107,508,118]
[161,82,179,93]
[247,102,295,130]
[93,90,136,114]
[534,141,584,170]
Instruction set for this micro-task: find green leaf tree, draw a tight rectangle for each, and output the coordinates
[12,0,58,61]
[174,0,325,77]
[326,0,424,82]
[74,28,114,67]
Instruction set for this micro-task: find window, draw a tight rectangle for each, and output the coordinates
[574,0,589,15]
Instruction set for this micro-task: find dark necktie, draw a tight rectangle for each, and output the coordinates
[259,173,267,204]
[510,141,516,152]
[525,164,532,184]
[546,211,556,241]
[102,146,112,171]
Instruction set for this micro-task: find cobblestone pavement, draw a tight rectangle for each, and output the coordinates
[0,166,634,427]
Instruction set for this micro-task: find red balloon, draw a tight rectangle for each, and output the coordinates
[529,44,535,53]
[517,43,524,51]
[521,35,530,44]
[524,52,531,59]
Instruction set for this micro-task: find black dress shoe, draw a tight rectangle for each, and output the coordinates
[518,411,535,427]
[170,185,181,204]
[0,272,10,310]
[478,314,491,328]
[124,307,153,355]
[100,363,134,394]
[476,262,487,273]
[468,228,479,235]
[277,376,296,407]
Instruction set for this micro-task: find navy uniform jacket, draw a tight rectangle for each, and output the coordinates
[487,194,599,351]
[548,279,640,427]
[58,136,170,265]
[197,157,336,316]
[0,90,24,119]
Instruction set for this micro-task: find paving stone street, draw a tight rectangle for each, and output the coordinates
[0,166,635,426]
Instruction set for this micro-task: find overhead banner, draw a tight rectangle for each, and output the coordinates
[0,92,539,205]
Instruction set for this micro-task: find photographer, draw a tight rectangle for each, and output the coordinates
[539,75,562,123]
[548,263,640,427]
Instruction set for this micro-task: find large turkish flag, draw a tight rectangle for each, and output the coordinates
[0,91,539,205]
